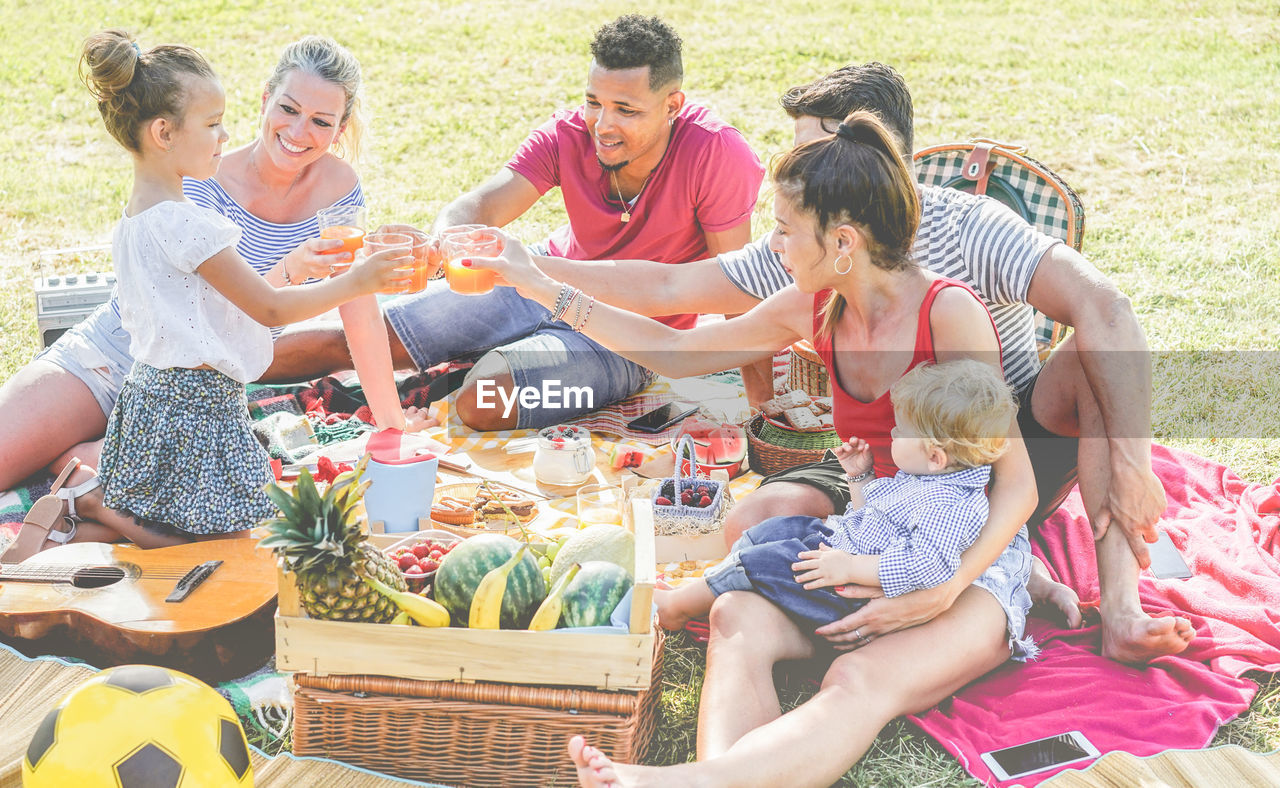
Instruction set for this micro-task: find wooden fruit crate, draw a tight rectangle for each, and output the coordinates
[275,499,657,691]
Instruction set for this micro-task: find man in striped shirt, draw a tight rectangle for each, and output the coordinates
[532,63,1191,665]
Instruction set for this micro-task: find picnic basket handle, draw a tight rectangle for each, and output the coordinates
[674,435,700,482]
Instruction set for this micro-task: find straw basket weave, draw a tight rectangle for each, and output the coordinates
[292,629,665,787]
[787,339,831,397]
[745,413,841,475]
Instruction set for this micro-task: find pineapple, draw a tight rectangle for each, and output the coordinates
[260,455,407,623]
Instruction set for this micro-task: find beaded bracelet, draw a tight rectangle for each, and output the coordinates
[572,295,595,332]
[550,284,578,323]
[568,289,586,329]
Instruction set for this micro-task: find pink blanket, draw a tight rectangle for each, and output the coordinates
[911,444,1280,786]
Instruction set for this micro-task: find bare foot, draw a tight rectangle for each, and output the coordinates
[1027,556,1083,628]
[654,583,714,631]
[569,735,621,788]
[1101,611,1194,663]
[403,406,438,432]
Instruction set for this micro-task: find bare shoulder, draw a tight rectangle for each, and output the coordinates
[929,284,1000,352]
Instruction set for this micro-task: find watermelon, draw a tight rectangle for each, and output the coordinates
[561,561,633,628]
[709,425,747,464]
[434,534,547,628]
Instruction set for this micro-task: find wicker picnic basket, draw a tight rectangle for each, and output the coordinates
[292,629,665,787]
[745,413,841,476]
[651,436,727,536]
[786,339,831,397]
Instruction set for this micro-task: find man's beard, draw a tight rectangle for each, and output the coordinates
[596,155,630,173]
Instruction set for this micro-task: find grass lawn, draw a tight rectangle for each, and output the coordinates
[2,1,1278,784]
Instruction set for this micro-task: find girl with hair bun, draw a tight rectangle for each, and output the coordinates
[1,30,410,561]
[471,110,1046,787]
[0,33,428,510]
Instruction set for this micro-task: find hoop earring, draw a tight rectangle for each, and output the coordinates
[833,254,853,275]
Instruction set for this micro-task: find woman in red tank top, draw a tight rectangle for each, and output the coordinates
[471,111,1038,788]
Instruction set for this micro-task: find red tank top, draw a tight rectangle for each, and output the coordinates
[813,278,999,478]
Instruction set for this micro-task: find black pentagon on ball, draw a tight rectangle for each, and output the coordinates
[218,717,251,780]
[103,665,176,695]
[115,742,184,788]
[25,706,60,770]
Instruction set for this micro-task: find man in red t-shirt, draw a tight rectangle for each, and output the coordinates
[266,15,763,430]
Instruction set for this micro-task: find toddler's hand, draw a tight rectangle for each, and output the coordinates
[832,437,873,477]
[792,543,859,590]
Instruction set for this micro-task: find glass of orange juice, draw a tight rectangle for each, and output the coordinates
[577,484,624,529]
[316,205,367,276]
[362,232,415,294]
[440,226,502,296]
[406,230,436,293]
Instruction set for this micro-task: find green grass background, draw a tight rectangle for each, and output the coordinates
[1,1,1278,784]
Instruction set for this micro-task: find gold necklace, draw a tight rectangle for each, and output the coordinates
[249,144,303,201]
[610,169,653,223]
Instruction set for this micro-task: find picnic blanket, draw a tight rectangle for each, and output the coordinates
[912,444,1280,786]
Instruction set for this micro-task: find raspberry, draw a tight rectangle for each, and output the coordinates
[698,495,712,507]
[655,496,673,506]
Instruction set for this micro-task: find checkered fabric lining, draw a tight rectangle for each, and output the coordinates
[915,145,1085,348]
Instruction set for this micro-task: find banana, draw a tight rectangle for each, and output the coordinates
[362,575,451,627]
[528,562,581,631]
[469,545,528,629]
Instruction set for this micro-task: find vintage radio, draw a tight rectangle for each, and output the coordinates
[34,271,116,348]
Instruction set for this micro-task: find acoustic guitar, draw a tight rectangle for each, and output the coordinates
[0,538,278,681]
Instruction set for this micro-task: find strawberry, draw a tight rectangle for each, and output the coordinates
[397,554,418,571]
[655,496,673,506]
[412,543,431,559]
[698,495,712,507]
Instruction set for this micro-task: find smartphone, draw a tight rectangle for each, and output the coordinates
[980,731,1100,781]
[1147,529,1192,580]
[626,401,699,433]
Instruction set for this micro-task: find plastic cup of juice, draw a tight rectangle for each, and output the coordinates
[441,227,502,296]
[577,484,624,529]
[362,232,415,294]
[406,230,436,293]
[316,205,367,275]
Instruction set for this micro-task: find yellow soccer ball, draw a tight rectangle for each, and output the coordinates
[22,664,253,787]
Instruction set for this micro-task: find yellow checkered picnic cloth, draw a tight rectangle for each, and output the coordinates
[423,394,763,505]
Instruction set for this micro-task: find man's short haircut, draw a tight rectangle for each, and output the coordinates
[590,14,683,92]
[780,62,914,156]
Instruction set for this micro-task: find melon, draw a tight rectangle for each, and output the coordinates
[434,533,546,628]
[709,425,747,464]
[549,524,634,584]
[561,561,633,628]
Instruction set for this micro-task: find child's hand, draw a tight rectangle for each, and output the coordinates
[792,543,862,590]
[285,237,354,281]
[354,246,413,295]
[832,437,873,477]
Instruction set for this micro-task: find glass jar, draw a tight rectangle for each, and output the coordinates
[532,425,596,485]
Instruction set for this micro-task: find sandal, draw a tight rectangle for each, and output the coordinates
[0,496,77,564]
[0,458,99,564]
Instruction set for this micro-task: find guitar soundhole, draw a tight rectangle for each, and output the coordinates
[71,566,126,589]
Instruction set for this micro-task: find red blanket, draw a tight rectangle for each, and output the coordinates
[911,444,1280,786]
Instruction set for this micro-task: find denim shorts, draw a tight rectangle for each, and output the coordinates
[384,279,654,429]
[34,300,134,419]
[706,514,1038,661]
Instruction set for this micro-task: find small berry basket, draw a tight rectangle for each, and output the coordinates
[651,435,727,537]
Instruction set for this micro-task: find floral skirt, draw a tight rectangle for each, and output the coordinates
[99,363,275,534]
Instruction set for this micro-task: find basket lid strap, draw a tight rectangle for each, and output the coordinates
[961,143,997,195]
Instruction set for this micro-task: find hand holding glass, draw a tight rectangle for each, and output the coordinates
[316,205,367,275]
[441,226,503,295]
[362,232,415,294]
